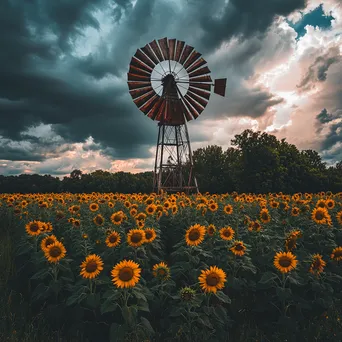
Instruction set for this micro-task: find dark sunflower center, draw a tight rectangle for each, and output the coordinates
[335,251,342,257]
[158,269,166,275]
[145,231,152,239]
[318,203,325,208]
[119,267,134,281]
[114,215,121,222]
[261,213,268,220]
[312,259,321,269]
[223,230,231,237]
[208,228,214,234]
[315,211,325,220]
[131,233,143,243]
[279,257,291,268]
[206,273,220,286]
[30,223,39,232]
[85,261,98,273]
[235,244,244,251]
[49,246,62,258]
[189,229,200,241]
[109,235,118,243]
[45,238,55,248]
[95,216,103,224]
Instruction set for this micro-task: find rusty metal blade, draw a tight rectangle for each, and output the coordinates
[140,94,160,114]
[128,81,151,90]
[147,98,164,120]
[174,40,185,62]
[189,75,212,83]
[214,78,227,97]
[179,98,193,121]
[155,99,166,121]
[133,89,155,108]
[129,65,151,77]
[179,45,194,65]
[185,93,204,114]
[141,44,159,65]
[189,82,211,91]
[134,49,155,69]
[188,86,211,100]
[168,39,176,60]
[158,37,169,60]
[127,72,150,82]
[149,40,164,62]
[186,57,207,73]
[188,66,211,78]
[182,96,199,119]
[130,56,152,73]
[184,51,201,70]
[129,86,154,99]
[187,90,208,107]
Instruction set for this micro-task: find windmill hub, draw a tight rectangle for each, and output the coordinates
[127,37,227,194]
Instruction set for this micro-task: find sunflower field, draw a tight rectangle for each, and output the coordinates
[1,191,342,341]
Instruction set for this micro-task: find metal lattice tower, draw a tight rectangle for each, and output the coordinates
[127,37,226,194]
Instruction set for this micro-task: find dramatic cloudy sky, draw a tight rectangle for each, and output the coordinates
[0,0,341,176]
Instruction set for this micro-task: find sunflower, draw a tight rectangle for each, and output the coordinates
[105,231,121,248]
[185,224,206,246]
[325,199,335,210]
[198,266,227,293]
[110,211,125,225]
[145,204,156,215]
[41,235,58,253]
[89,203,99,212]
[336,211,342,225]
[223,204,233,215]
[130,208,138,217]
[309,254,326,275]
[291,207,300,216]
[219,226,235,241]
[230,241,246,256]
[80,254,104,279]
[111,260,141,288]
[270,201,279,209]
[145,228,157,243]
[152,262,170,281]
[274,251,298,273]
[331,246,342,261]
[260,208,271,223]
[311,207,329,224]
[207,224,216,236]
[25,220,42,236]
[127,229,146,248]
[93,214,105,226]
[180,287,196,301]
[171,205,178,215]
[44,241,66,263]
[208,202,218,212]
[72,219,81,228]
[248,220,262,232]
[316,199,326,208]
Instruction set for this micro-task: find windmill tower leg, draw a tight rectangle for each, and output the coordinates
[153,122,199,194]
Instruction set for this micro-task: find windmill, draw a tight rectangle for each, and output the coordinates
[127,37,226,194]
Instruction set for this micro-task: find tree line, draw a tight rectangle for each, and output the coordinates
[0,130,341,194]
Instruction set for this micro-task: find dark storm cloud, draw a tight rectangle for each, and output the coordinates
[297,47,342,92]
[0,0,306,164]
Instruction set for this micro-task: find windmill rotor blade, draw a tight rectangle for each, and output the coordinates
[188,86,211,100]
[183,51,201,70]
[177,92,193,121]
[133,89,156,108]
[158,37,169,60]
[129,65,151,77]
[129,86,154,99]
[189,82,211,91]
[188,66,211,78]
[155,99,167,121]
[134,49,155,69]
[168,38,176,60]
[186,57,207,73]
[187,89,208,108]
[189,75,212,83]
[185,93,204,114]
[130,56,153,73]
[127,72,151,82]
[182,95,199,119]
[140,94,160,114]
[141,44,159,65]
[128,81,151,90]
[174,40,185,62]
[179,45,194,65]
[147,98,164,120]
[149,40,164,62]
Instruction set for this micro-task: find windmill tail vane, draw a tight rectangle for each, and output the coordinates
[127,37,226,194]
